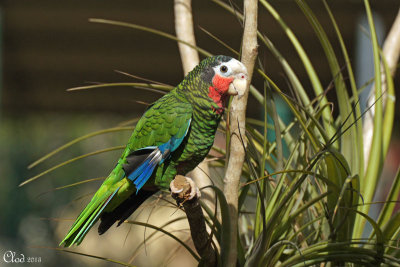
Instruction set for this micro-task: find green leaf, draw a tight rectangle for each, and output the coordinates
[296,0,358,173]
[210,185,232,267]
[382,211,400,255]
[377,166,400,230]
[28,127,134,169]
[32,246,137,266]
[89,18,212,58]
[67,82,173,93]
[20,146,125,186]
[353,0,384,240]
[322,0,364,177]
[125,220,200,262]
[259,0,336,142]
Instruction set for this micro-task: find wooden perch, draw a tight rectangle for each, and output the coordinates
[223,0,258,265]
[170,175,216,267]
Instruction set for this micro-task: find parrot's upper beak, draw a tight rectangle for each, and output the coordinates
[227,59,248,98]
[228,74,248,99]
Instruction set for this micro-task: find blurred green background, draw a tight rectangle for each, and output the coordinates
[1,1,399,266]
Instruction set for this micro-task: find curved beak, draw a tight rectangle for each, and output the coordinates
[227,59,248,99]
[228,74,248,98]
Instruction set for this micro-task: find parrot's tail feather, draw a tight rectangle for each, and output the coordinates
[98,189,155,234]
[59,187,120,247]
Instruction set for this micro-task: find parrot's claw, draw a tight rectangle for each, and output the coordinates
[185,177,201,200]
[170,175,201,203]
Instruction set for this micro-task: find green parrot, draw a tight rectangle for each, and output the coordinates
[60,55,248,247]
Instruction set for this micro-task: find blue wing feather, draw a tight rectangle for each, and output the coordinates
[133,151,161,191]
[124,119,191,193]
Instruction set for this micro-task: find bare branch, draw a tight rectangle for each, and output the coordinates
[223,0,258,265]
[382,9,400,76]
[174,0,200,74]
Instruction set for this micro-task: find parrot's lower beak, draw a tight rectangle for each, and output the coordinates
[228,73,248,99]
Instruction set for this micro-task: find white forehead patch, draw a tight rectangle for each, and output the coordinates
[212,58,248,78]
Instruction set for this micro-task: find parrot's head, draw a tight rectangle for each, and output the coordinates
[196,55,248,113]
[209,56,248,98]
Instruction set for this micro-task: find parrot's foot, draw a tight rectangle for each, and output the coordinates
[170,175,201,203]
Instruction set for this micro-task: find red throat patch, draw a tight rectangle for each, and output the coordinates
[208,74,234,114]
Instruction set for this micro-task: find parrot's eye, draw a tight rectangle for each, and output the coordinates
[220,65,228,73]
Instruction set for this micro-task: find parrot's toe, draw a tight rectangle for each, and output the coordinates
[185,177,201,200]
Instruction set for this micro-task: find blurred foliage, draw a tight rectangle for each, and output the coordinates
[0,114,132,266]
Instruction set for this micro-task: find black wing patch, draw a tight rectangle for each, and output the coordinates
[122,148,156,177]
